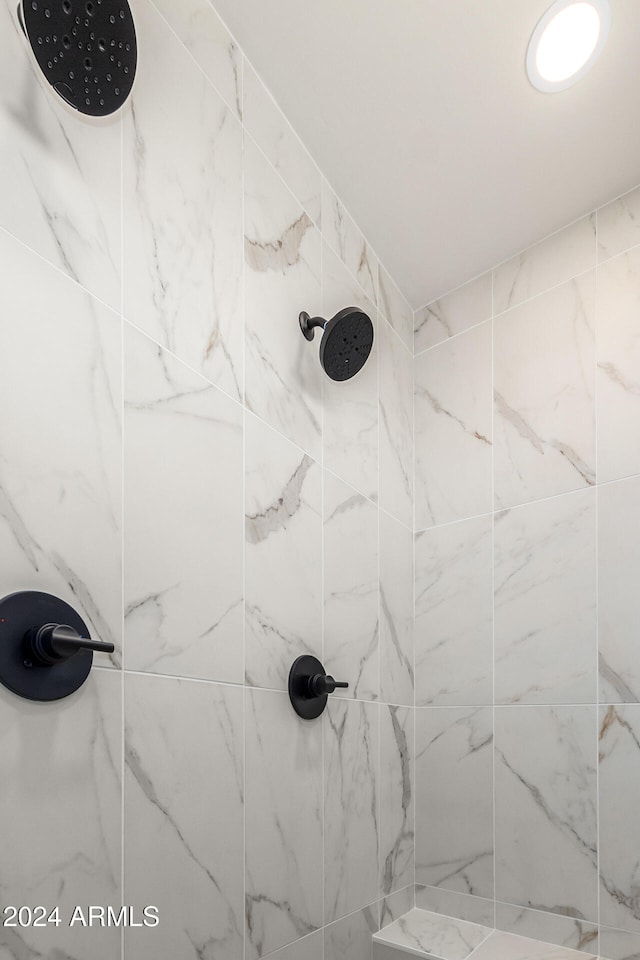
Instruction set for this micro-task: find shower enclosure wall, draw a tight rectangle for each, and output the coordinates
[413,196,640,960]
[0,0,414,957]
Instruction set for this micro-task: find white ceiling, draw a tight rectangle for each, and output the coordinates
[213,0,640,309]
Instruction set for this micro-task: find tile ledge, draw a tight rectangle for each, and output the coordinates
[373,910,600,960]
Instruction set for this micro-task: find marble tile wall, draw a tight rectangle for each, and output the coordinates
[0,0,415,958]
[414,185,640,958]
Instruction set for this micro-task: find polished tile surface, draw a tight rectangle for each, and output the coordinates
[414,271,492,354]
[415,321,492,528]
[245,413,322,690]
[123,0,244,399]
[373,908,492,960]
[124,323,243,683]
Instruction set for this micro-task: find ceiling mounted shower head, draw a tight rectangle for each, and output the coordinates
[17,0,137,117]
[299,307,374,382]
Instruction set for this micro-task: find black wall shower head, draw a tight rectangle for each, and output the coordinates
[17,0,137,118]
[299,307,374,382]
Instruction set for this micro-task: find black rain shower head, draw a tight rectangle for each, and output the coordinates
[299,307,374,382]
[17,0,137,118]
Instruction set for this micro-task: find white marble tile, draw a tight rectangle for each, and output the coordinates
[324,698,379,923]
[378,264,413,349]
[380,706,414,896]
[415,708,494,899]
[494,706,597,921]
[321,179,378,304]
[380,886,416,929]
[149,0,243,117]
[494,904,598,954]
[493,274,596,509]
[123,323,243,683]
[379,317,413,528]
[598,476,640,703]
[123,0,243,399]
[598,184,640,263]
[0,232,121,669]
[599,705,640,933]
[325,904,380,960]
[600,927,640,960]
[374,908,492,960]
[124,674,243,960]
[245,413,322,691]
[415,517,493,707]
[415,321,492,528]
[596,247,640,482]
[380,513,414,707]
[0,672,121,960]
[245,688,323,959]
[470,930,596,960]
[415,887,495,928]
[494,490,597,704]
[243,62,321,225]
[324,473,379,702]
[322,245,379,501]
[244,136,322,459]
[268,931,324,960]
[414,271,492,354]
[493,216,596,315]
[0,0,121,310]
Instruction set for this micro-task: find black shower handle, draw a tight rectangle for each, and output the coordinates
[24,623,115,666]
[309,673,349,697]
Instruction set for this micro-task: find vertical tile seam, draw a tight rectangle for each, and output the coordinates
[241,49,248,960]
[120,102,126,960]
[491,263,496,930]
[594,203,601,948]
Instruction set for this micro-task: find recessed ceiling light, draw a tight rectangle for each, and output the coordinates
[527,0,611,93]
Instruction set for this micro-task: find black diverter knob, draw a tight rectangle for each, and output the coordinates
[288,655,349,719]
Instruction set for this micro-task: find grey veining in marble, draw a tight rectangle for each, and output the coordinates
[493,274,596,509]
[381,706,414,895]
[415,886,495,928]
[245,689,323,958]
[245,413,322,690]
[414,271,492,354]
[381,886,416,929]
[243,62,321,224]
[494,490,596,704]
[0,0,121,310]
[416,708,493,898]
[0,231,121,670]
[244,137,322,459]
[378,264,413,349]
[0,672,121,960]
[123,0,244,399]
[599,705,640,933]
[470,930,596,960]
[380,513,414,707]
[374,908,492,960]
[124,323,243,683]
[324,473,379,701]
[415,321,492,528]
[151,0,243,118]
[495,706,597,922]
[268,931,324,960]
[495,904,598,954]
[124,674,243,960]
[596,247,640,482]
[321,178,378,303]
[324,698,379,923]
[493,215,596,315]
[598,476,640,703]
[415,517,493,707]
[379,317,413,529]
[325,904,380,960]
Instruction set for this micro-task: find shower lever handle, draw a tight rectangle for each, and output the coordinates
[24,623,115,666]
[309,673,349,697]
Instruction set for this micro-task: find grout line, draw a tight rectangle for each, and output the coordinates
[320,208,326,959]
[595,204,601,948]
[491,266,496,930]
[119,104,126,960]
